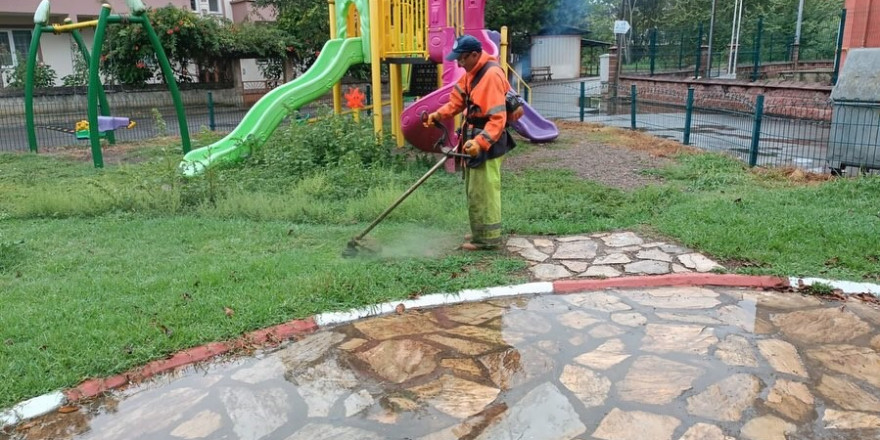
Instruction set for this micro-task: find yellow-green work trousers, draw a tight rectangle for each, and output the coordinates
[465,156,503,248]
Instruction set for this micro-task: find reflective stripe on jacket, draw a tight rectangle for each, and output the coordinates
[436,52,511,150]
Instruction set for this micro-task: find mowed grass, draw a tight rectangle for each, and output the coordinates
[1,120,879,409]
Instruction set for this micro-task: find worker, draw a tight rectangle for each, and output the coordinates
[424,34,516,251]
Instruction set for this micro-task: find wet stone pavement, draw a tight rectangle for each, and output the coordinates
[8,283,880,439]
[504,232,724,280]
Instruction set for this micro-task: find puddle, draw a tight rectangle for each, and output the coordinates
[5,286,880,440]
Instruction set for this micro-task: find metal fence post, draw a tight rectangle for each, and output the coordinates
[579,81,586,122]
[365,84,372,116]
[678,33,685,69]
[630,84,637,130]
[649,28,657,76]
[207,91,216,131]
[694,23,703,78]
[751,17,763,82]
[832,8,846,85]
[749,94,765,167]
[683,87,695,145]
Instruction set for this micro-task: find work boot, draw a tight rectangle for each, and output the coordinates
[459,242,480,251]
[459,241,499,251]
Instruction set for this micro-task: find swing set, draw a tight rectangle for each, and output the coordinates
[25,0,191,168]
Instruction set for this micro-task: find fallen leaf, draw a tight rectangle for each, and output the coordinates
[224,307,235,318]
[825,257,841,267]
[16,421,37,430]
[395,303,405,314]
[57,405,79,414]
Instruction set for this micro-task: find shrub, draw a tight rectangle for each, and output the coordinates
[4,57,57,88]
[246,111,397,181]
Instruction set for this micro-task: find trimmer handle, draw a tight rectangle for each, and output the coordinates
[420,111,444,130]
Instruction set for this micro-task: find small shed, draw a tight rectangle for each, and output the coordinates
[527,26,609,80]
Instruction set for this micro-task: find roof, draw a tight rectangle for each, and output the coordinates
[582,38,612,47]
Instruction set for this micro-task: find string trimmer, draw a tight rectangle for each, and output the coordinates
[342,112,469,258]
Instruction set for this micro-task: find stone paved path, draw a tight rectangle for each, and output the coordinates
[8,283,880,440]
[507,232,724,281]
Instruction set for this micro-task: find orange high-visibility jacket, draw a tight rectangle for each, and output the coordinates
[436,52,511,151]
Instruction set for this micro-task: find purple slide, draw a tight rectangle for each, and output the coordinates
[401,28,558,152]
[511,102,559,143]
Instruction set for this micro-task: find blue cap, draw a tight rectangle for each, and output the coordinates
[445,35,482,61]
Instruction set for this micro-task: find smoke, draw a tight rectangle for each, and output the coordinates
[374,226,462,259]
[545,0,592,29]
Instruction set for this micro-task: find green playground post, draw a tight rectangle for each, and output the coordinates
[87,5,112,167]
[132,14,191,153]
[24,23,43,153]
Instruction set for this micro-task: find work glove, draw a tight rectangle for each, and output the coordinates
[464,139,481,157]
[510,106,525,122]
[423,112,441,128]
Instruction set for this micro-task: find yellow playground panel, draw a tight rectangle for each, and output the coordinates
[380,0,428,57]
[329,0,514,145]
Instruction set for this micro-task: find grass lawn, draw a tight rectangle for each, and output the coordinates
[1,119,879,409]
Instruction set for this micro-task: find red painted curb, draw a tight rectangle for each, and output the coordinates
[60,275,785,403]
[63,318,317,402]
[553,273,790,293]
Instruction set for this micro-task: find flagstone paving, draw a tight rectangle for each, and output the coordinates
[505,232,724,281]
[7,283,880,440]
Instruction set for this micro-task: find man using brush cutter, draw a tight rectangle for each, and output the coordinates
[424,35,519,251]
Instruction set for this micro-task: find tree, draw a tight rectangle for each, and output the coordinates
[100,6,291,86]
[254,0,329,73]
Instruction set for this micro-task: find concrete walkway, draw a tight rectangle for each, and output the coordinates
[4,233,880,440]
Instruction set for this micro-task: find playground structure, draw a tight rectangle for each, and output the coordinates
[178,0,559,176]
[25,0,190,168]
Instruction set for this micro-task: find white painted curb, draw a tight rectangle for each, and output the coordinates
[0,392,65,429]
[791,277,880,296]
[314,282,554,327]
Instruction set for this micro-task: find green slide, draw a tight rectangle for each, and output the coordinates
[179,37,365,176]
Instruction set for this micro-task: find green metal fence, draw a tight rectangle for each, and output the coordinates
[621,10,844,80]
[0,81,370,153]
[524,80,868,174]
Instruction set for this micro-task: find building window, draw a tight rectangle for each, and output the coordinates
[190,0,197,10]
[0,30,33,68]
[207,0,220,13]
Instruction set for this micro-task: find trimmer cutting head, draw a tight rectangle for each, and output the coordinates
[342,237,380,258]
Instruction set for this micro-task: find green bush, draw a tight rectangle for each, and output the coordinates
[242,112,400,197]
[4,57,57,88]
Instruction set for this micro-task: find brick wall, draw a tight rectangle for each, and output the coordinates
[618,76,833,121]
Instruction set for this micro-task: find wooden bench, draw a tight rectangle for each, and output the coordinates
[529,66,552,82]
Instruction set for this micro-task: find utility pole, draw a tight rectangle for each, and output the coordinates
[706,0,717,78]
[794,0,805,67]
[795,0,805,44]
